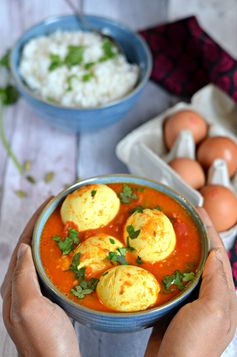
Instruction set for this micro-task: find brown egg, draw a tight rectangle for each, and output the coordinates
[169,158,205,189]
[200,185,237,232]
[163,110,208,149]
[197,136,237,177]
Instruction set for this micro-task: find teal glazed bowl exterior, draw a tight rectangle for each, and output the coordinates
[32,175,208,333]
[10,15,152,132]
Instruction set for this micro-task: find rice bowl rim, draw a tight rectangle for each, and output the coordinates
[10,14,152,111]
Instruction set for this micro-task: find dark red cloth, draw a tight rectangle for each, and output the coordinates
[140,16,237,288]
[139,16,237,102]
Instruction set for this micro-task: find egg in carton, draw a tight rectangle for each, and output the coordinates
[116,84,237,250]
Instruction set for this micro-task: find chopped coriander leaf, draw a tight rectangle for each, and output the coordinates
[53,228,80,255]
[64,45,84,67]
[109,238,115,244]
[26,175,36,184]
[136,256,143,265]
[102,271,109,276]
[82,72,94,82]
[44,171,55,183]
[66,74,78,91]
[130,205,144,214]
[0,49,10,69]
[84,62,95,69]
[182,272,195,282]
[126,237,135,252]
[137,186,145,192]
[0,85,19,105]
[91,189,97,198]
[99,39,117,62]
[119,184,138,204]
[70,253,81,273]
[126,225,140,239]
[155,205,162,211]
[162,270,196,292]
[23,160,32,172]
[48,53,63,71]
[71,285,93,299]
[76,267,86,280]
[107,247,128,265]
[15,190,27,198]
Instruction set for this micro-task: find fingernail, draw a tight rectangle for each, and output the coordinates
[17,243,28,261]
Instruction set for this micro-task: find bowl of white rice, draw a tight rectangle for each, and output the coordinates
[10,15,152,132]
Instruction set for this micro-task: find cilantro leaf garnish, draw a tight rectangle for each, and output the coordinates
[71,277,99,299]
[109,238,115,244]
[64,45,84,67]
[48,54,63,71]
[126,225,140,239]
[70,253,81,272]
[136,256,143,265]
[0,85,19,105]
[84,62,94,69]
[107,247,128,265]
[119,185,138,204]
[52,228,80,255]
[82,72,95,82]
[99,39,117,62]
[130,205,144,214]
[162,270,196,292]
[91,189,97,197]
[126,237,135,252]
[155,205,162,211]
[0,49,10,69]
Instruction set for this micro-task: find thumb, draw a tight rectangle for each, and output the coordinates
[11,243,42,321]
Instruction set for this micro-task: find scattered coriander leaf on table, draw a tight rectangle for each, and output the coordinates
[15,190,27,198]
[44,171,55,183]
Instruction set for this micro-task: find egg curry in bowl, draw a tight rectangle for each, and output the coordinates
[40,183,202,313]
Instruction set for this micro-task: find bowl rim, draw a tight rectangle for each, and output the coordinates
[10,14,152,111]
[32,174,209,318]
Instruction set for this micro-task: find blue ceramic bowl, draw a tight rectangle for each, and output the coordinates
[33,175,208,333]
[10,15,152,132]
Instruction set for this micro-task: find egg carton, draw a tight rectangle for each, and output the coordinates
[116,84,237,250]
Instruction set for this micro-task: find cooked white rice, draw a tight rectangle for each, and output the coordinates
[19,31,139,108]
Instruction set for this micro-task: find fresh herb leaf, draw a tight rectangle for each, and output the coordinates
[126,225,140,239]
[99,39,117,62]
[102,271,109,276]
[130,205,144,214]
[136,256,143,265]
[71,277,99,299]
[182,272,195,282]
[82,72,94,82]
[66,74,78,91]
[107,247,128,265]
[48,53,63,71]
[53,228,80,255]
[137,186,145,192]
[26,175,36,184]
[84,62,94,69]
[64,45,84,67]
[44,171,55,183]
[23,160,32,172]
[15,189,27,198]
[162,270,196,292]
[0,85,19,105]
[109,238,115,244]
[119,185,138,204]
[126,236,135,252]
[0,49,10,70]
[70,253,81,273]
[91,189,97,197]
[155,205,162,211]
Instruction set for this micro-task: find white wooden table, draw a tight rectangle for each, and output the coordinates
[1,1,237,356]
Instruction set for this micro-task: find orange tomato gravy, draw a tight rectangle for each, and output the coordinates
[40,183,202,312]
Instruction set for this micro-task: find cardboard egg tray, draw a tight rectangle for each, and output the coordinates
[116,84,237,250]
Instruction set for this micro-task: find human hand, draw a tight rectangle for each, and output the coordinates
[1,199,81,357]
[145,207,237,357]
